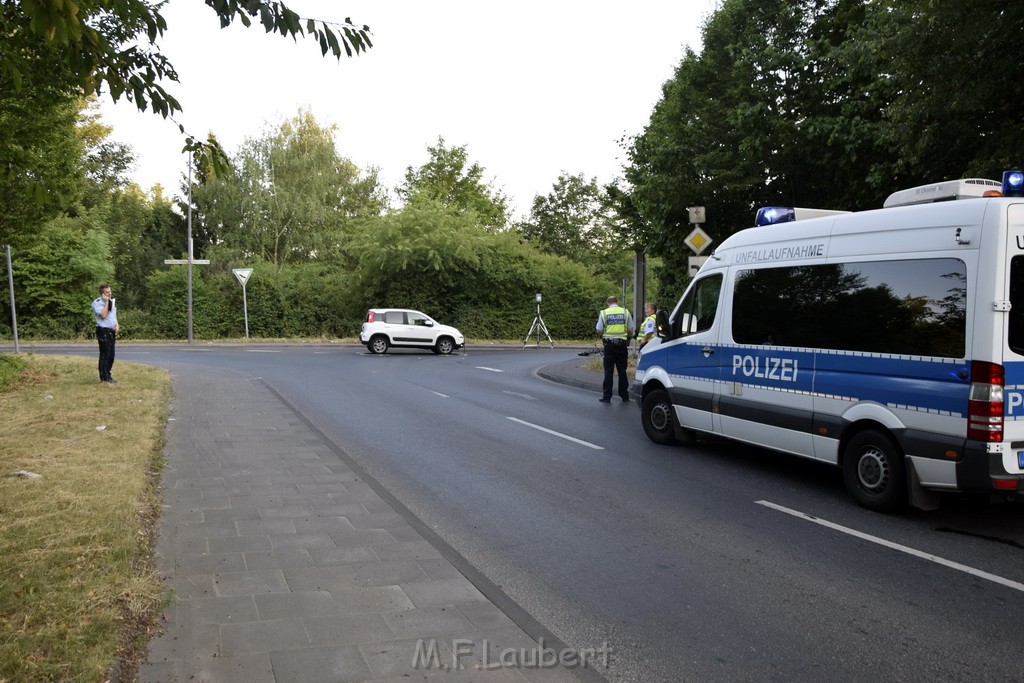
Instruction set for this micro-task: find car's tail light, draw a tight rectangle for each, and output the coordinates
[366,310,376,323]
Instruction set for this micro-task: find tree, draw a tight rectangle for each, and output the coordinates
[517,173,634,287]
[348,196,606,339]
[863,0,1024,184]
[519,174,613,258]
[2,1,373,176]
[77,97,136,209]
[619,0,896,301]
[4,1,371,117]
[400,138,509,230]
[106,185,185,308]
[0,21,84,243]
[194,110,385,267]
[15,212,114,337]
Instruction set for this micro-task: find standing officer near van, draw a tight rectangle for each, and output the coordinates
[637,302,657,350]
[596,296,635,403]
[92,284,119,384]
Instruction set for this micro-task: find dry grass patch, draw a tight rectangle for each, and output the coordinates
[0,355,171,682]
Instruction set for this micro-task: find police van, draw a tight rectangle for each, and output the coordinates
[633,171,1024,511]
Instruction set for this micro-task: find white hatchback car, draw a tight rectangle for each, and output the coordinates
[359,308,465,355]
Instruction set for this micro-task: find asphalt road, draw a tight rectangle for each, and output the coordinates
[37,344,1024,681]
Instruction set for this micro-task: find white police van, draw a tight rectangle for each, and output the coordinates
[633,171,1024,511]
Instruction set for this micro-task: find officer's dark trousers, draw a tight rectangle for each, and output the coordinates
[96,327,116,381]
[602,338,629,400]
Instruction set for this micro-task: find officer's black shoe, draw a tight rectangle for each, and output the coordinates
[621,396,630,402]
[598,397,611,403]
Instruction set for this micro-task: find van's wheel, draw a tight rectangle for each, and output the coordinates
[843,429,906,512]
[369,335,389,354]
[641,388,678,445]
[434,337,454,355]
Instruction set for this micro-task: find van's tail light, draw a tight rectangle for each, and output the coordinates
[968,361,1004,442]
[366,310,376,323]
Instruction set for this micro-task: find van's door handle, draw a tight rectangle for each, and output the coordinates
[702,346,714,357]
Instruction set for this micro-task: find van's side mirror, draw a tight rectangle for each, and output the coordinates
[656,309,674,340]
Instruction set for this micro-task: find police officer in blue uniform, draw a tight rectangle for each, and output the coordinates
[596,296,635,403]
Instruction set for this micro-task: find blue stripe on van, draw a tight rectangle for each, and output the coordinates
[812,351,968,416]
[647,343,970,417]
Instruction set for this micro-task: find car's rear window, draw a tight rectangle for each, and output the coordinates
[383,311,405,324]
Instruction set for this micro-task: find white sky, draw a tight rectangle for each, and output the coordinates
[98,0,717,219]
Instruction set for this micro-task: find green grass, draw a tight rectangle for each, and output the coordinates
[0,355,172,682]
[0,354,27,391]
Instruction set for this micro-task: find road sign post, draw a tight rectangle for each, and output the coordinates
[683,207,712,280]
[3,244,18,353]
[232,268,254,339]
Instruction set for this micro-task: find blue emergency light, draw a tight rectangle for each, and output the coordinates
[1004,170,1024,197]
[754,207,796,226]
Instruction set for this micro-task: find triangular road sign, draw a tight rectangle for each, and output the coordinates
[232,268,253,286]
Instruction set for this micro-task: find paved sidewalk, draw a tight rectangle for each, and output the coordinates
[140,364,598,682]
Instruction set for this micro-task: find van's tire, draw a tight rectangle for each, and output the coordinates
[434,337,455,355]
[369,335,389,354]
[843,429,906,512]
[641,388,678,445]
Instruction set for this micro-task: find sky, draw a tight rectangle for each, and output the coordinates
[98,0,718,220]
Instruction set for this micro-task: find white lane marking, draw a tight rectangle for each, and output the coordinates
[428,390,449,398]
[476,366,504,372]
[757,500,1024,594]
[502,390,535,400]
[506,417,603,450]
[245,349,281,353]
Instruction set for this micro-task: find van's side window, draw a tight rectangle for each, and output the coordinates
[731,258,966,358]
[1009,255,1024,355]
[676,274,723,336]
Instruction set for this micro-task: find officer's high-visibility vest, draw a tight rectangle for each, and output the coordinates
[600,305,630,339]
[639,314,656,343]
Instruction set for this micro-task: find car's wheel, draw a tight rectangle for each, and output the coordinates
[843,429,906,512]
[641,388,678,445]
[369,335,389,354]
[435,337,455,355]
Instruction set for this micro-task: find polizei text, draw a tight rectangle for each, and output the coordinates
[732,355,799,382]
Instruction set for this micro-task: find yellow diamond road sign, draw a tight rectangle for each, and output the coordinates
[685,227,712,255]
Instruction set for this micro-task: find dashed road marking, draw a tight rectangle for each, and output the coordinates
[506,417,603,450]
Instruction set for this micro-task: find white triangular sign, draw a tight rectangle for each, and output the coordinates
[233,268,253,286]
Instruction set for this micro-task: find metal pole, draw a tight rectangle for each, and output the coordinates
[242,283,249,339]
[3,245,18,353]
[186,151,194,343]
[633,250,646,327]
